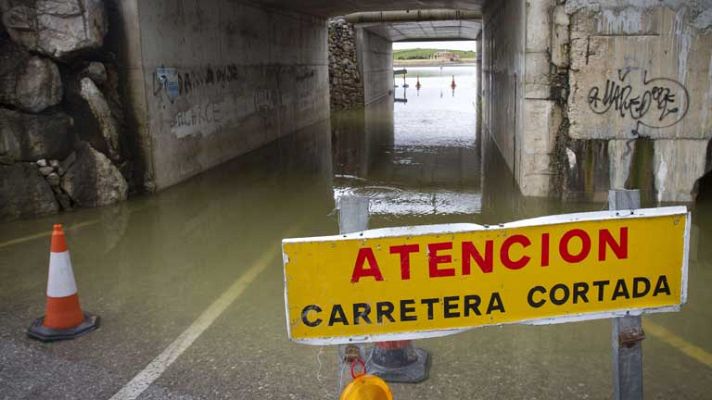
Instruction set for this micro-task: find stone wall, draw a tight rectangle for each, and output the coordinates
[0,0,130,220]
[329,18,364,110]
[328,19,393,110]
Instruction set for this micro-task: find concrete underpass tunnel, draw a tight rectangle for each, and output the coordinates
[328,1,712,206]
[105,0,710,210]
[328,9,481,109]
[328,9,483,218]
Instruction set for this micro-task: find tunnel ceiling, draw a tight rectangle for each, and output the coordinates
[362,20,481,41]
[254,0,484,18]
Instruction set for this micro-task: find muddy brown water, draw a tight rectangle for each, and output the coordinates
[0,66,710,399]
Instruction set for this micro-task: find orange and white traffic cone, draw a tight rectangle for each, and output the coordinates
[27,224,99,342]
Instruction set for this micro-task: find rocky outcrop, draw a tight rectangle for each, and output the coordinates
[79,76,120,160]
[36,157,72,209]
[0,108,73,161]
[61,141,127,207]
[0,38,62,112]
[80,61,106,84]
[0,162,58,219]
[1,0,107,60]
[328,18,364,110]
[0,0,132,221]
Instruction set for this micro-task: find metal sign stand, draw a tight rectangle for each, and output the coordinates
[333,190,650,394]
[336,196,370,391]
[337,195,429,383]
[609,189,644,400]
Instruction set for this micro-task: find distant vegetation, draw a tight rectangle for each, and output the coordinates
[393,48,476,60]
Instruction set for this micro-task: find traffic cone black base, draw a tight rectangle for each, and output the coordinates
[366,346,429,383]
[27,313,99,342]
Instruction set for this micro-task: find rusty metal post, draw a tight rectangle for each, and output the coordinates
[337,195,429,383]
[337,196,370,390]
[609,189,644,400]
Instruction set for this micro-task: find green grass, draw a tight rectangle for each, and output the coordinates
[393,48,476,60]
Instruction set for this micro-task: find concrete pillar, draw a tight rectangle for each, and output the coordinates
[355,28,393,106]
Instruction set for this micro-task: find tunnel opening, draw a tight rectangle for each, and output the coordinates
[327,9,486,224]
[389,40,480,216]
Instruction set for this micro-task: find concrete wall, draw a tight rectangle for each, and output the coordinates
[106,0,153,190]
[356,27,393,105]
[132,0,329,190]
[481,0,712,203]
[481,0,525,189]
[562,2,712,202]
[519,0,561,197]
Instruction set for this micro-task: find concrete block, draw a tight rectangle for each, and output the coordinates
[520,170,550,197]
[526,0,554,52]
[654,139,707,202]
[594,7,660,36]
[522,99,560,154]
[608,139,635,189]
[550,5,570,68]
[524,83,550,99]
[525,52,551,86]
[568,7,712,141]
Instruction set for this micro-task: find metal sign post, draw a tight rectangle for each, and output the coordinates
[338,196,369,235]
[337,195,430,383]
[609,189,644,400]
[284,192,690,393]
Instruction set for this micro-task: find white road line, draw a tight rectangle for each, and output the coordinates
[645,319,712,368]
[109,246,281,400]
[0,219,99,250]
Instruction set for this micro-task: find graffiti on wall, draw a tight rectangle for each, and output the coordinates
[153,64,241,101]
[586,68,689,135]
[171,100,222,138]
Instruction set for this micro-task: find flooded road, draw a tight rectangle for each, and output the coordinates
[1,66,711,399]
[333,66,480,224]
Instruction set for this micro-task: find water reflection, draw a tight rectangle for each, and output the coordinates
[0,62,710,400]
[332,66,479,223]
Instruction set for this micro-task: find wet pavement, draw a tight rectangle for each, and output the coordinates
[1,66,711,399]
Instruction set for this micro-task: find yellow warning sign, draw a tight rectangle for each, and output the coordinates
[282,207,689,344]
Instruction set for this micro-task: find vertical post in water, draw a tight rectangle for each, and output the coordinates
[337,195,429,383]
[337,195,370,390]
[338,196,369,234]
[609,189,644,400]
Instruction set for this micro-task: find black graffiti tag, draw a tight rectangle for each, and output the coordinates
[586,69,689,135]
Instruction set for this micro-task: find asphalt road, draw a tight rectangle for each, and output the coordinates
[1,78,711,399]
